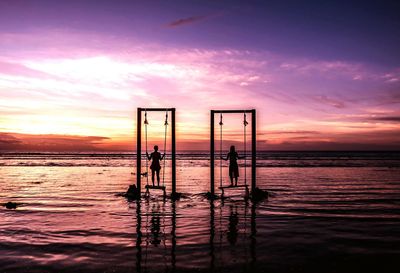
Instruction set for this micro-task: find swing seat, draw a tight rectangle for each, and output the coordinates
[219,184,249,198]
[145,185,166,190]
[145,185,166,197]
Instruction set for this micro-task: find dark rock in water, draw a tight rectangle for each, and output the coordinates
[170,192,182,200]
[251,187,268,202]
[205,191,218,200]
[4,202,18,209]
[125,184,140,200]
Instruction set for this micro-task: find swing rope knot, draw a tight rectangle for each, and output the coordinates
[164,112,169,126]
[243,113,248,126]
[144,111,149,125]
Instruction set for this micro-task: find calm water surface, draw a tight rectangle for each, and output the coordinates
[1,152,400,273]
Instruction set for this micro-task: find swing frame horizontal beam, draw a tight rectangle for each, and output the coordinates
[139,108,176,112]
[210,110,255,114]
[137,107,176,197]
[210,109,256,196]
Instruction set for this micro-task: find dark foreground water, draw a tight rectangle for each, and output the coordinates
[1,151,400,273]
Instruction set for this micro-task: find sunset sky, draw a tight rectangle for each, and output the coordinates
[0,0,399,151]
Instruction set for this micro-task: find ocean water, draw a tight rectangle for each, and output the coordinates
[0,151,400,273]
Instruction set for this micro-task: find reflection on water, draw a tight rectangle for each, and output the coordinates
[227,203,239,245]
[134,198,258,273]
[1,152,400,272]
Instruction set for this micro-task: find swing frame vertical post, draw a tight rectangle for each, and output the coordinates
[171,108,176,196]
[251,109,256,193]
[210,110,215,196]
[137,108,142,195]
[136,107,176,197]
[210,109,257,195]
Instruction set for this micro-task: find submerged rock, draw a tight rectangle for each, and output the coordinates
[125,184,140,200]
[251,187,268,202]
[170,192,182,200]
[4,202,18,209]
[205,191,219,200]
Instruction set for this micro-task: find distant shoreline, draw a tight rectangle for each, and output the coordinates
[1,150,400,155]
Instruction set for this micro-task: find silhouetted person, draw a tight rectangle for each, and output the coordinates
[223,145,244,186]
[227,204,239,245]
[146,145,165,186]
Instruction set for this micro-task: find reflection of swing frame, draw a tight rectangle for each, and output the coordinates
[135,199,177,272]
[210,109,256,196]
[136,107,176,197]
[208,199,257,271]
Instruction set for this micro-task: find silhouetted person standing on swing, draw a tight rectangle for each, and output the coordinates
[146,145,165,186]
[223,145,244,186]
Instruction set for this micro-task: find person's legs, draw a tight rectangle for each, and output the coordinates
[234,166,239,186]
[230,174,233,185]
[151,170,155,186]
[156,169,160,186]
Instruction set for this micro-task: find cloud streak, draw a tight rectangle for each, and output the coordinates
[370,116,400,122]
[0,132,111,151]
[167,15,207,27]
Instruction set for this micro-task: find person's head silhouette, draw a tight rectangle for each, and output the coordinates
[230,145,235,153]
[154,145,158,152]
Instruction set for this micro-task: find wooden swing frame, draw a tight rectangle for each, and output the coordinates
[136,108,176,197]
[210,109,256,196]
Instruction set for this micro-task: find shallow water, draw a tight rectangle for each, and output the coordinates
[1,152,400,273]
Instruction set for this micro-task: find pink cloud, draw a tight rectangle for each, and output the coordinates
[0,60,54,79]
[1,28,400,150]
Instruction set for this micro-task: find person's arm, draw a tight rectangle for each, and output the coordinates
[161,153,166,160]
[146,152,152,161]
[222,152,229,161]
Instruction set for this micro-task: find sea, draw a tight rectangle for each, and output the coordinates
[0,151,399,273]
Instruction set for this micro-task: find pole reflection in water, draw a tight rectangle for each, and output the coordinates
[250,201,257,272]
[171,200,177,272]
[209,200,215,272]
[136,200,142,273]
[135,198,257,273]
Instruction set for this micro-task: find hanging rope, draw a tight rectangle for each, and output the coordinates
[219,113,223,188]
[243,112,248,185]
[162,110,168,187]
[144,110,149,186]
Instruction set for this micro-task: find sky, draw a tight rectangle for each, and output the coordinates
[0,0,399,151]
